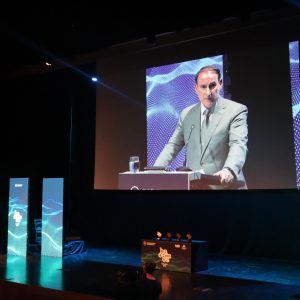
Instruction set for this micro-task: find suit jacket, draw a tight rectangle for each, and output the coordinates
[154,97,248,185]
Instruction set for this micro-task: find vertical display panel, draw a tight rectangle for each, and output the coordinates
[40,256,63,289]
[6,256,27,283]
[7,178,29,256]
[41,178,64,257]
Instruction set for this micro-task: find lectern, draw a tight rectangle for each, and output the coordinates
[141,239,208,273]
[118,171,201,190]
[118,171,244,190]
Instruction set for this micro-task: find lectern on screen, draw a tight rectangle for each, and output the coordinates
[118,171,245,190]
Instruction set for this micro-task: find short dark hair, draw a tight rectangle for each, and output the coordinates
[143,262,156,274]
[195,66,221,83]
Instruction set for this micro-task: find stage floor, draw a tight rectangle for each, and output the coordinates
[1,245,300,299]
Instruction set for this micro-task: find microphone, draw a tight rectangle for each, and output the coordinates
[187,124,195,141]
[177,124,195,171]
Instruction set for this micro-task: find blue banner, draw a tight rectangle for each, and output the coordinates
[41,178,64,257]
[7,178,29,256]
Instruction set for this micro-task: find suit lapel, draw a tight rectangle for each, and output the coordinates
[200,99,226,160]
[187,104,201,144]
[194,104,201,144]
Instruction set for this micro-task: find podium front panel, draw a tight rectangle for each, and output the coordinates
[141,239,208,273]
[118,171,201,190]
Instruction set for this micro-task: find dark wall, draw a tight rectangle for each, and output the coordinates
[0,65,96,248]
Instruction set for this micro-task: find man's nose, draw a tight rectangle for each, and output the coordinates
[205,87,212,94]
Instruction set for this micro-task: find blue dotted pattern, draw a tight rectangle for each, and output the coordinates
[289,41,300,189]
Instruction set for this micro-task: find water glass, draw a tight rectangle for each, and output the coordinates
[129,156,140,173]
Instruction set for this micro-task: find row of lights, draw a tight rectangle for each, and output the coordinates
[156,231,192,242]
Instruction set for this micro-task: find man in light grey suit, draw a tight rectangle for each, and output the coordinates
[154,65,248,188]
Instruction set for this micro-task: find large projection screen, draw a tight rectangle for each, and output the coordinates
[94,17,299,190]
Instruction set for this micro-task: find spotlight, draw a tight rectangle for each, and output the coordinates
[186,233,192,242]
[166,232,172,240]
[156,231,162,240]
[175,232,182,242]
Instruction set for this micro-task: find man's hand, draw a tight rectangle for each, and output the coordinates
[214,168,234,185]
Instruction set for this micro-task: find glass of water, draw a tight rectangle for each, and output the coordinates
[129,156,140,173]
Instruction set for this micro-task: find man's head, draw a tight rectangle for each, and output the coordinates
[194,66,223,109]
[143,261,156,274]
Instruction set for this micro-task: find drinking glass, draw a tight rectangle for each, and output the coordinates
[129,156,140,173]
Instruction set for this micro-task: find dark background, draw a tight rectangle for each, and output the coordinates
[1,2,300,260]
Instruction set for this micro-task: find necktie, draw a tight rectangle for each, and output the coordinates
[201,109,211,145]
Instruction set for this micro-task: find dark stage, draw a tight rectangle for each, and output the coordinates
[1,246,300,300]
[1,4,300,300]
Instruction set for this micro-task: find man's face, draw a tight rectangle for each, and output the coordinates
[195,70,223,109]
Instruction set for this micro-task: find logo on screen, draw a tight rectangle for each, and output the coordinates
[130,186,139,190]
[158,247,172,263]
[13,210,22,227]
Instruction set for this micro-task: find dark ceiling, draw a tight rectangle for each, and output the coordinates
[0,1,297,76]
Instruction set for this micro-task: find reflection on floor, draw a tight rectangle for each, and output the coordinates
[1,246,300,299]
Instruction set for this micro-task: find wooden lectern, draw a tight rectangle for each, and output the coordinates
[118,171,244,190]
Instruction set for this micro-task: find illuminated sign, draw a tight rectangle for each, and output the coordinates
[141,239,208,273]
[41,178,64,257]
[7,178,29,256]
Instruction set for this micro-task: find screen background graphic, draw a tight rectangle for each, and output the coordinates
[41,178,64,257]
[146,56,223,170]
[7,178,29,256]
[289,40,300,189]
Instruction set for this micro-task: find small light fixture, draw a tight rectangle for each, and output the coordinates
[156,231,162,240]
[91,76,99,82]
[166,232,172,240]
[186,233,192,242]
[175,232,182,241]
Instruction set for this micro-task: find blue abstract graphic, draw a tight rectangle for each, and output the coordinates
[289,41,300,189]
[40,256,63,289]
[41,178,64,257]
[6,255,27,283]
[147,55,223,170]
[7,178,29,256]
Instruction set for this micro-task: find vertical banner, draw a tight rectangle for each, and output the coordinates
[41,178,64,257]
[6,256,27,283]
[7,178,29,256]
[40,256,63,289]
